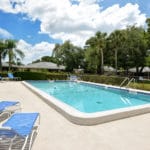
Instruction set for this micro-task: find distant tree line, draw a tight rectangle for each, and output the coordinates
[1,19,150,75]
[51,18,150,75]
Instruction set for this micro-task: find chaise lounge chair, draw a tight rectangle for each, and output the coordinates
[69,75,78,81]
[0,112,40,150]
[0,101,21,122]
[7,73,21,81]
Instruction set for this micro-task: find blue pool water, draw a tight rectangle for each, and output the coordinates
[27,81,150,113]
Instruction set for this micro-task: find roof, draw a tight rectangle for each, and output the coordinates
[23,62,65,70]
[129,67,150,72]
[104,66,115,72]
[2,62,18,67]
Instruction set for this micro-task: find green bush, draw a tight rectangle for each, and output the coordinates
[80,75,125,86]
[137,80,150,84]
[14,71,67,80]
[0,72,7,77]
[80,74,150,91]
[1,71,149,91]
[129,83,150,91]
[46,73,67,80]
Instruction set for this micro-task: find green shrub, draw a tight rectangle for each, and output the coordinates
[0,72,7,77]
[14,71,67,80]
[80,75,125,86]
[137,80,150,84]
[1,71,149,91]
[129,83,150,91]
[80,74,150,91]
[46,73,67,80]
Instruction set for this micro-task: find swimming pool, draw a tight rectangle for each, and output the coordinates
[23,80,150,125]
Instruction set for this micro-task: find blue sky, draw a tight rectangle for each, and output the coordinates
[0,0,149,64]
[0,12,61,44]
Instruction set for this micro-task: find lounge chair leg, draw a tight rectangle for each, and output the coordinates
[8,136,16,150]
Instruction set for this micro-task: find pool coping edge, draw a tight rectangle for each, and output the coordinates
[22,81,150,125]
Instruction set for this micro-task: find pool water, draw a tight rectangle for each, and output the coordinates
[27,81,150,113]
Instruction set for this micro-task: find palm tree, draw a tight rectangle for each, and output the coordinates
[52,43,62,65]
[3,39,25,70]
[108,30,125,74]
[0,40,6,71]
[146,18,150,49]
[52,43,61,57]
[96,32,107,74]
[85,31,107,74]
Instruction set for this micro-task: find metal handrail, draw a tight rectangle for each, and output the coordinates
[125,78,135,88]
[120,77,129,87]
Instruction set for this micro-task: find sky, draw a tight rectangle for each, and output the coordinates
[0,0,150,64]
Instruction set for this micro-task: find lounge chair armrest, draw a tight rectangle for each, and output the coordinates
[6,104,22,113]
[0,111,11,122]
[0,126,12,130]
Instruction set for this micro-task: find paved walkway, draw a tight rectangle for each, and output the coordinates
[0,81,150,150]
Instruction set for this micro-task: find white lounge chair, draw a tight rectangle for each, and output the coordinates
[0,112,40,150]
[69,75,78,81]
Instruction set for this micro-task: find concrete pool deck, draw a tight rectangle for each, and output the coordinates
[0,81,150,150]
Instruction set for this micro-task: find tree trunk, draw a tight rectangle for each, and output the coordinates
[8,49,12,71]
[115,49,118,75]
[136,66,139,76]
[0,53,2,71]
[100,49,104,74]
[139,66,144,74]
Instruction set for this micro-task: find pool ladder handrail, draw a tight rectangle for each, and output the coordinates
[125,78,135,88]
[120,77,129,87]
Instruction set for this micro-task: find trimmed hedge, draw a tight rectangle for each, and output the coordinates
[14,71,67,80]
[1,71,149,91]
[80,74,150,91]
[0,71,125,85]
[129,83,150,91]
[80,75,125,86]
[0,72,7,77]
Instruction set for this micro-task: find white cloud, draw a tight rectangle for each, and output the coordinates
[0,0,23,14]
[0,0,146,46]
[17,40,55,64]
[0,28,13,38]
[99,4,145,29]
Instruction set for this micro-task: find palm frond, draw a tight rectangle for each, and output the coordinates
[15,49,25,59]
